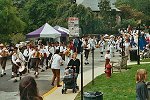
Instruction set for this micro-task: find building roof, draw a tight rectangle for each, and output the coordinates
[76,0,120,12]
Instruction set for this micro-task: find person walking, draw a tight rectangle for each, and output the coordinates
[0,44,9,77]
[30,46,41,78]
[83,39,91,65]
[23,45,31,73]
[64,44,71,65]
[67,52,80,89]
[39,45,46,72]
[108,36,115,57]
[51,49,63,87]
[46,43,55,69]
[98,38,105,57]
[12,47,25,82]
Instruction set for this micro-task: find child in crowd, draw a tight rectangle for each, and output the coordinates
[104,50,111,69]
[136,69,149,100]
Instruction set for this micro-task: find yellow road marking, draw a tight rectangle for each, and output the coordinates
[42,82,63,98]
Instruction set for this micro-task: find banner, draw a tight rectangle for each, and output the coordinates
[68,17,79,37]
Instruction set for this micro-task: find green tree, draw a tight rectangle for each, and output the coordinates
[10,33,26,44]
[116,0,150,26]
[119,18,137,28]
[0,0,26,34]
[53,2,96,35]
[98,0,111,19]
[21,0,57,33]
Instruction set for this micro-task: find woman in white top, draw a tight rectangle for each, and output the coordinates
[98,39,105,57]
[51,49,63,87]
[105,50,111,69]
[124,39,131,60]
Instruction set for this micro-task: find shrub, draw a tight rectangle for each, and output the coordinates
[9,33,26,44]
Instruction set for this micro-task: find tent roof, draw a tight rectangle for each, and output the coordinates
[26,23,61,38]
[54,25,70,37]
[54,25,70,34]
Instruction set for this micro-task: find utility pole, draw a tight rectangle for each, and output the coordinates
[92,47,94,85]
[81,47,83,100]
[121,35,124,57]
[137,20,141,65]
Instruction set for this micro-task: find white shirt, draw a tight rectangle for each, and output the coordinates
[105,53,111,60]
[55,46,60,50]
[60,46,64,52]
[29,50,35,59]
[23,49,30,57]
[0,49,2,58]
[90,39,97,49]
[83,42,91,50]
[125,42,130,49]
[12,52,25,65]
[48,46,55,55]
[39,48,46,56]
[45,48,50,57]
[51,54,63,69]
[99,40,104,47]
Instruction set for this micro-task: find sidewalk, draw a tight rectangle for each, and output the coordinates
[43,63,105,100]
[127,61,150,65]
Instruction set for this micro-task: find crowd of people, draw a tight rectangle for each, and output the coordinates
[0,27,150,81]
[0,26,150,99]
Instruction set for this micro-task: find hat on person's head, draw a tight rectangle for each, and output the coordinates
[110,35,114,38]
[0,43,4,47]
[104,34,109,37]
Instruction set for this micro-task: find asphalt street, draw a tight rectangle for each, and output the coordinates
[0,48,120,100]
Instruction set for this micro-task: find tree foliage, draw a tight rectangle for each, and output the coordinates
[9,33,26,44]
[116,0,150,25]
[0,0,149,43]
[0,0,26,34]
[98,0,111,19]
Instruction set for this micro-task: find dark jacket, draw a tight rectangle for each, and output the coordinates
[67,58,80,74]
[136,81,148,100]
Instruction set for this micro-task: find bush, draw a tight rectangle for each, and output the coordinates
[0,34,11,44]
[10,33,26,44]
[119,19,137,28]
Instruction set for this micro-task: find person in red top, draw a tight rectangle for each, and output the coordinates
[69,40,74,51]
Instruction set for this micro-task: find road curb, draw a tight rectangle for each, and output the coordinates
[42,82,63,98]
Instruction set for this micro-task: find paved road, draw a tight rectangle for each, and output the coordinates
[0,48,121,100]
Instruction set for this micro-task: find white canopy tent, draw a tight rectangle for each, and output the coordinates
[26,23,61,39]
[54,25,70,35]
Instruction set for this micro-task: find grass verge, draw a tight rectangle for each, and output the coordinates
[75,63,150,100]
[141,58,150,62]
